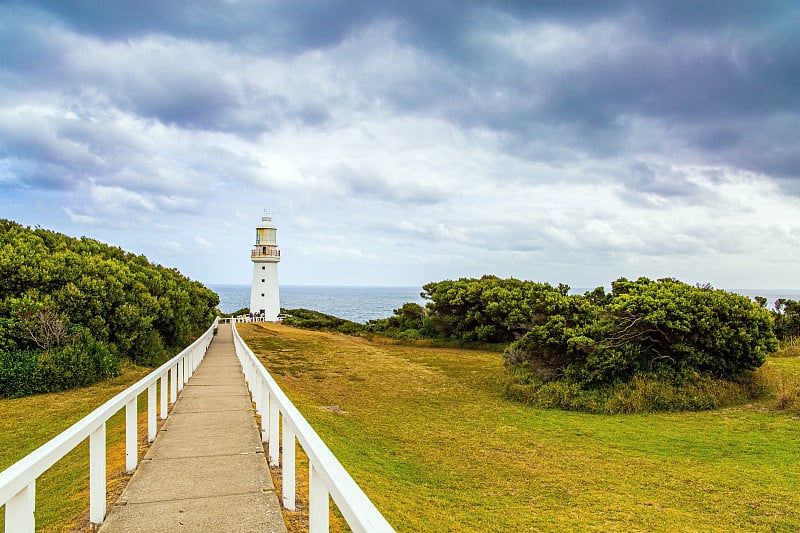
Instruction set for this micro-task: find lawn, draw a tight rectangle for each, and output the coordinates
[239,323,800,532]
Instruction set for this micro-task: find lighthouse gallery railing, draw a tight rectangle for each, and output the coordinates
[231,319,394,533]
[0,317,219,531]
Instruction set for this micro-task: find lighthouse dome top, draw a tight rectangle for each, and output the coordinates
[256,215,277,230]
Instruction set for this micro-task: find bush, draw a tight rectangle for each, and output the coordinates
[421,276,577,343]
[505,278,777,387]
[0,349,38,397]
[771,299,800,341]
[367,303,427,338]
[0,332,119,397]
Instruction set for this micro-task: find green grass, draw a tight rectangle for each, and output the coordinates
[0,362,152,532]
[240,323,800,532]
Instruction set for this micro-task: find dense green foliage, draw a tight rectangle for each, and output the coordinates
[365,302,429,339]
[505,277,776,386]
[420,276,577,343]
[401,276,776,384]
[0,219,219,397]
[768,298,800,342]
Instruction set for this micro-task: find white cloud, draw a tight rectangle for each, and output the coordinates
[63,206,99,224]
[194,236,213,248]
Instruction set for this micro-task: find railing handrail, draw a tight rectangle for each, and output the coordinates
[0,317,219,514]
[231,321,394,533]
[251,248,281,257]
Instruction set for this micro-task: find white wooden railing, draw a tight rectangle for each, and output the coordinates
[0,317,219,532]
[231,320,394,533]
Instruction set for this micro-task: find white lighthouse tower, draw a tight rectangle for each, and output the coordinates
[249,213,281,321]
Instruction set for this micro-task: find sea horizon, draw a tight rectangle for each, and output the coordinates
[209,283,800,323]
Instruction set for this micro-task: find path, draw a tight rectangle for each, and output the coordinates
[99,323,287,532]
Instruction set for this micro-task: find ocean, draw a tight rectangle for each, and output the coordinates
[209,284,800,324]
[210,285,426,323]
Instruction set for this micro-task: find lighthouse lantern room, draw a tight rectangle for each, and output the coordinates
[249,213,281,321]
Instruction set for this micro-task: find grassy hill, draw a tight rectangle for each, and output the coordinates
[238,322,800,532]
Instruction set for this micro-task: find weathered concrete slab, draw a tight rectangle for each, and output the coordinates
[187,365,247,384]
[118,454,274,503]
[176,384,249,398]
[100,491,285,533]
[158,409,258,435]
[99,323,286,533]
[146,415,263,459]
[168,391,253,413]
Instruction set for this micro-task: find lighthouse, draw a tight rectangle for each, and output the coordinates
[249,213,281,321]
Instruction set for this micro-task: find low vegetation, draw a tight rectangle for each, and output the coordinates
[239,323,800,532]
[281,308,364,335]
[0,219,218,397]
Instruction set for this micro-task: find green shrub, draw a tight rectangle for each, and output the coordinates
[505,278,777,387]
[0,334,119,398]
[0,349,38,397]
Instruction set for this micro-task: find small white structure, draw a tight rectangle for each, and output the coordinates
[249,213,281,321]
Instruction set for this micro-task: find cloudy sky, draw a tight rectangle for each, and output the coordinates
[1,1,798,289]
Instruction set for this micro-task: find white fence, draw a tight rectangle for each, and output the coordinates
[231,320,395,533]
[0,317,219,532]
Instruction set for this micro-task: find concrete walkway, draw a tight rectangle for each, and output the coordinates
[99,324,287,532]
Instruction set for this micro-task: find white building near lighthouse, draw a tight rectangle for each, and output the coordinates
[249,213,281,321]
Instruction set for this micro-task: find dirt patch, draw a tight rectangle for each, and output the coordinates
[320,405,348,414]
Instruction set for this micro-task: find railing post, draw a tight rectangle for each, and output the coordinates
[268,400,280,466]
[5,481,35,533]
[283,425,296,511]
[147,384,157,442]
[125,398,137,473]
[261,389,270,443]
[309,464,329,533]
[253,374,262,416]
[177,357,185,392]
[89,423,106,526]
[170,364,178,403]
[160,374,168,420]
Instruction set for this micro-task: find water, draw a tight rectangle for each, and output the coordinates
[210,285,426,323]
[210,284,800,324]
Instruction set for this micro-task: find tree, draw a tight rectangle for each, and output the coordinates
[772,299,800,341]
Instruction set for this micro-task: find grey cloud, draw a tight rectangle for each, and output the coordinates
[14,0,382,53]
[335,164,445,206]
[8,1,797,176]
[0,113,100,190]
[620,161,702,203]
[117,71,238,130]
